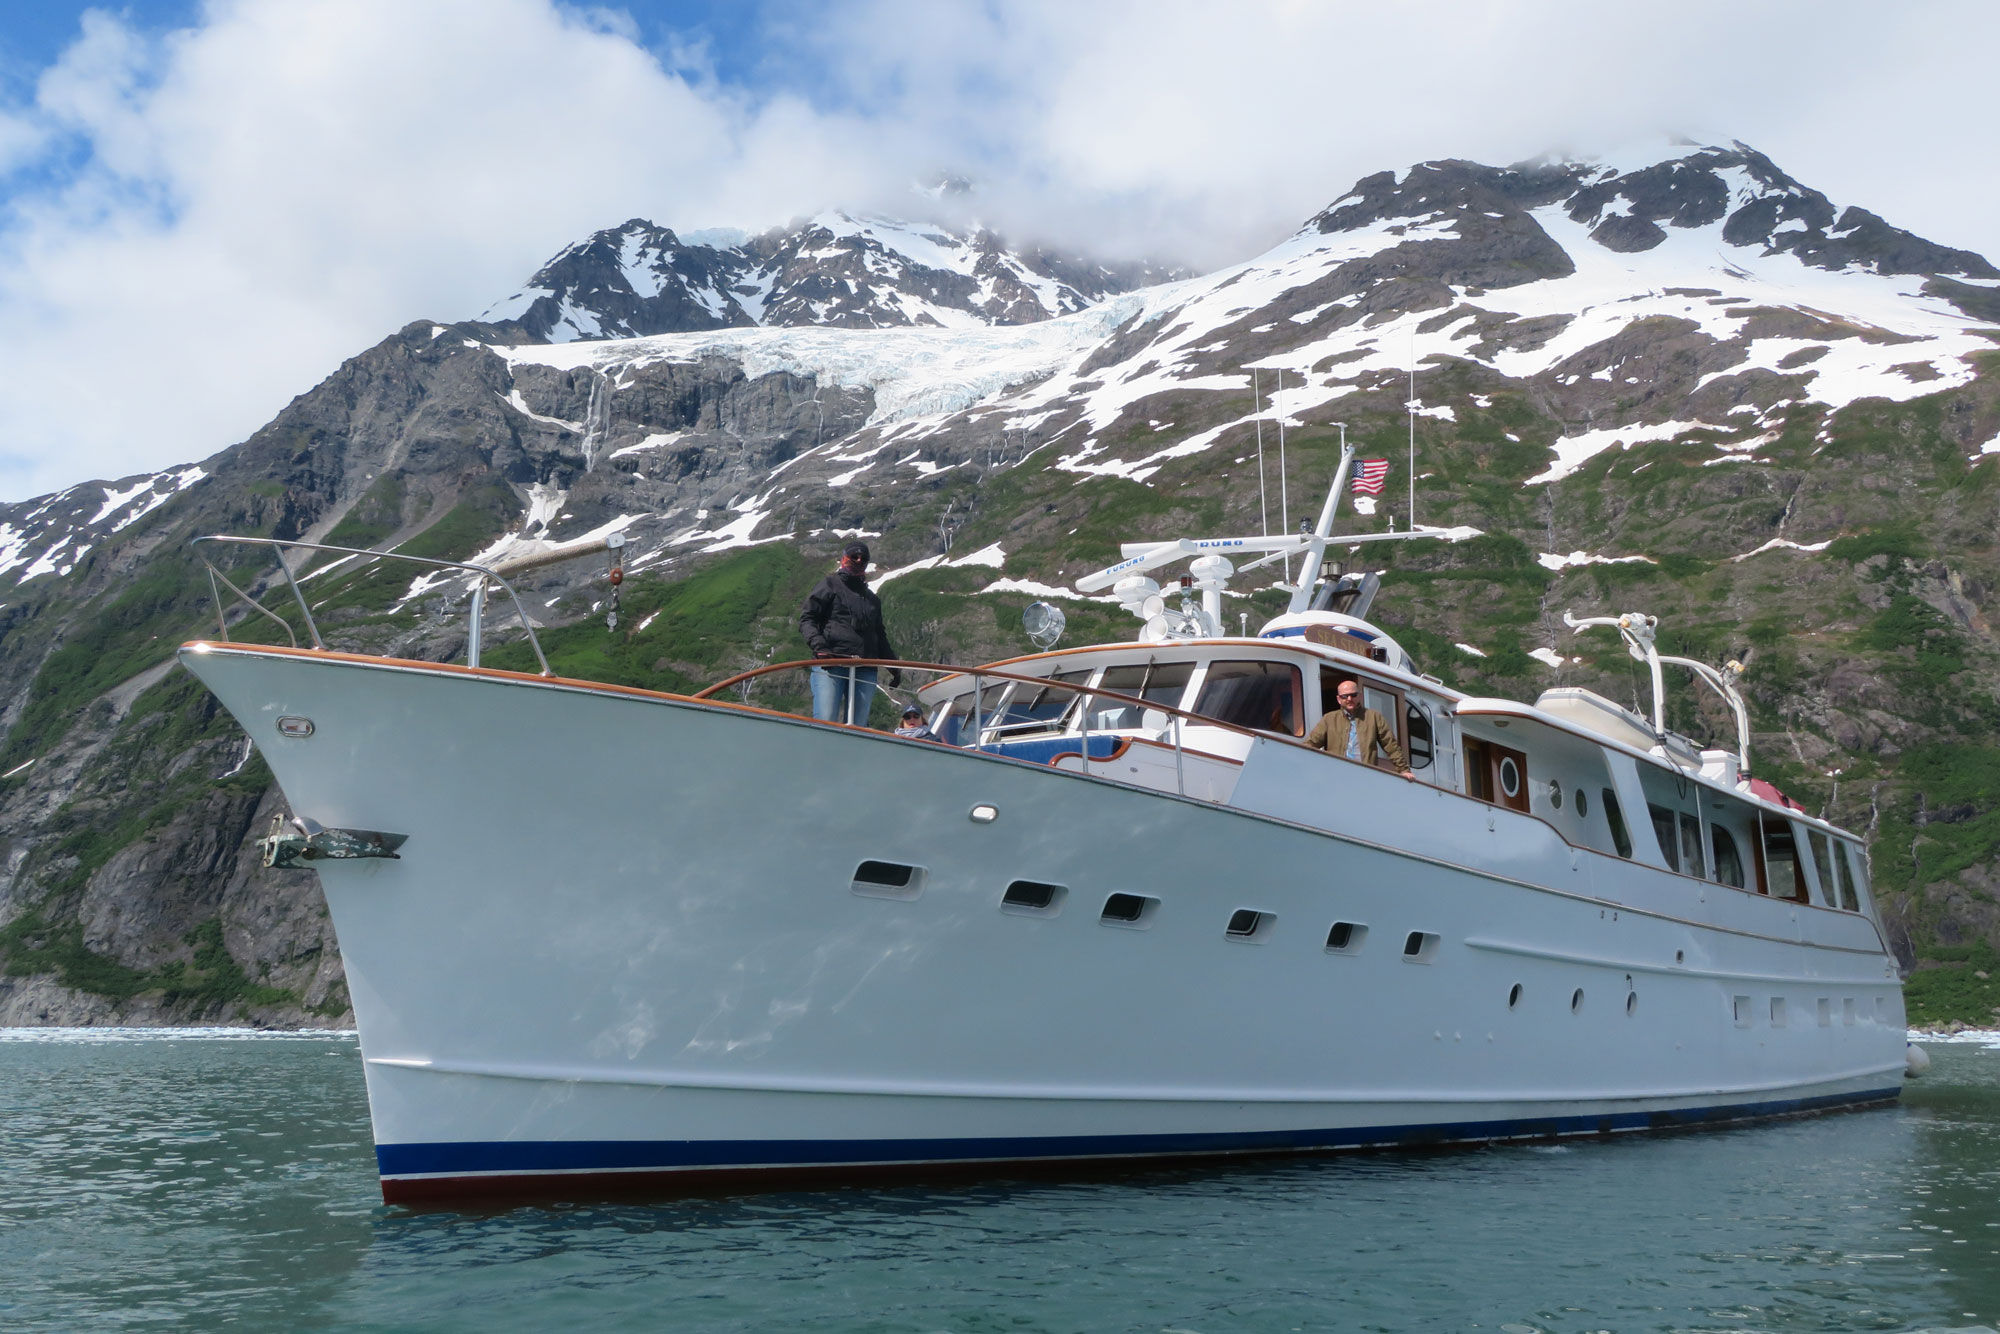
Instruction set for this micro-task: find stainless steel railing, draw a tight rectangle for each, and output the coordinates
[190,535,553,675]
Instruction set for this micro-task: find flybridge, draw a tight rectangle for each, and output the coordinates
[1073,440,1457,642]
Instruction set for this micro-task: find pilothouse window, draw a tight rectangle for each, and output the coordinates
[1087,662,1194,730]
[1193,661,1302,735]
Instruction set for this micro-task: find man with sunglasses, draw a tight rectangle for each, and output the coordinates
[1306,678,1415,780]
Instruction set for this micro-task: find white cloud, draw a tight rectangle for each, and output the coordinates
[0,0,1996,501]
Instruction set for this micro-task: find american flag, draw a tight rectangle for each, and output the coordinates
[1351,458,1390,495]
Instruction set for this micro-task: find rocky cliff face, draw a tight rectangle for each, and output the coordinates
[3,140,1997,1028]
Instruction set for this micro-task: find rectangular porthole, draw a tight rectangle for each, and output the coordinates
[1843,997,1856,1026]
[1325,921,1367,954]
[851,860,924,900]
[1818,998,1832,1028]
[1001,880,1065,916]
[1100,893,1159,929]
[1733,995,1752,1027]
[1401,931,1439,964]
[1769,997,1787,1028]
[1225,909,1274,943]
[1875,996,1889,1023]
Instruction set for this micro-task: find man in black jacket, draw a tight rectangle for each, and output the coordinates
[799,541,902,724]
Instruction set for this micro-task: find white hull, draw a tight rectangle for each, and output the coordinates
[180,644,1906,1202]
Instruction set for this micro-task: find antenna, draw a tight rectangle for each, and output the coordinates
[1276,369,1290,545]
[1407,338,1417,528]
[1252,368,1268,537]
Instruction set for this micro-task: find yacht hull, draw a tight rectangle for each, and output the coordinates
[179,643,1906,1203]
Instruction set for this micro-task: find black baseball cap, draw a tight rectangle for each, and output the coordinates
[901,705,922,717]
[842,541,870,563]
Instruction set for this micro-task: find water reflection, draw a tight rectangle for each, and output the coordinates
[4,1031,1998,1333]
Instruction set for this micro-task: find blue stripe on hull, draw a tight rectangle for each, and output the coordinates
[378,1086,1902,1182]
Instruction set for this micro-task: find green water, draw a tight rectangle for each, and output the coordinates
[2,1030,1997,1333]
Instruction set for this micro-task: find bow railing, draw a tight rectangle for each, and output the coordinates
[190,535,553,676]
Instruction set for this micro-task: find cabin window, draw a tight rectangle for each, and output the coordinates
[1806,829,1837,908]
[1405,700,1435,770]
[937,679,1014,745]
[1834,842,1863,912]
[1087,662,1194,730]
[997,670,1093,731]
[1678,814,1707,880]
[1602,789,1634,859]
[1575,788,1588,817]
[1193,661,1302,735]
[1760,814,1810,903]
[1712,826,1746,889]
[1648,803,1680,872]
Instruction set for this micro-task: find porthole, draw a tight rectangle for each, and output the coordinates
[1733,995,1752,1027]
[1548,781,1563,810]
[1575,788,1588,817]
[1402,931,1440,964]
[1101,893,1159,928]
[1325,921,1367,954]
[1001,880,1065,916]
[1507,983,1522,1009]
[851,860,924,900]
[1625,991,1637,1017]
[1675,949,1684,965]
[1570,987,1584,1014]
[1770,997,1787,1028]
[1498,756,1522,799]
[1226,909,1275,942]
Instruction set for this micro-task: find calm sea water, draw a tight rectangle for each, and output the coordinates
[2,1030,1996,1333]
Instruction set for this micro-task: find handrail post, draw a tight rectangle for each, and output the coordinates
[278,559,323,649]
[1174,716,1185,796]
[206,568,229,640]
[971,673,983,749]
[845,664,857,727]
[1079,686,1091,774]
[467,583,485,669]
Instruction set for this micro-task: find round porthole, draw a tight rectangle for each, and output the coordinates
[1576,788,1589,817]
[1570,987,1584,1014]
[1548,781,1563,810]
[1499,756,1521,799]
[1508,983,1522,1009]
[1626,991,1638,1016]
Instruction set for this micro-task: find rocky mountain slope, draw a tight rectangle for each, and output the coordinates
[3,141,1997,1028]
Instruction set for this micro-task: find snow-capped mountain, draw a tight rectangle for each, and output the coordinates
[477,213,1184,343]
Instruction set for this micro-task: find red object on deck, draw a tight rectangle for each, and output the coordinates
[1747,777,1807,812]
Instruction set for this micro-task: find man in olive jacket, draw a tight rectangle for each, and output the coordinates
[799,541,901,725]
[1306,679,1415,779]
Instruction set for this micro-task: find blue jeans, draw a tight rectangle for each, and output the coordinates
[810,664,879,726]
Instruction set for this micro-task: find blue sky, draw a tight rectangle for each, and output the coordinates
[2,0,1997,501]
